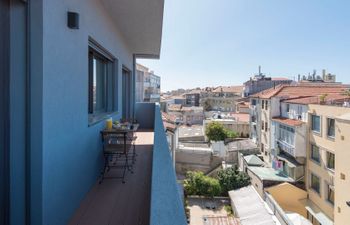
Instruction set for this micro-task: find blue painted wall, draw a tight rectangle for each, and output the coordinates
[40,0,134,224]
[150,104,187,225]
[135,102,155,129]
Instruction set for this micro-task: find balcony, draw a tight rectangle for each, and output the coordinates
[69,103,186,225]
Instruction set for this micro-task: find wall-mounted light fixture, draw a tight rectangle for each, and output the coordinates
[67,12,79,29]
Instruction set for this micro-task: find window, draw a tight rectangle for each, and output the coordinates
[252,99,257,106]
[327,118,335,138]
[265,100,268,110]
[261,143,264,152]
[310,144,320,163]
[261,100,265,109]
[311,115,321,133]
[265,122,268,132]
[326,152,335,170]
[261,121,265,131]
[311,173,320,193]
[286,104,290,113]
[88,39,117,124]
[326,183,334,205]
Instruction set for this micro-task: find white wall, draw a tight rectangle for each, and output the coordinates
[281,103,308,122]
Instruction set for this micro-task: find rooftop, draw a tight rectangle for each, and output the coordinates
[212,86,244,93]
[248,166,294,182]
[251,84,347,99]
[272,117,304,127]
[229,185,279,225]
[178,125,204,138]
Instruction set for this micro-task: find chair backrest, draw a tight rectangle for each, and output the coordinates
[101,131,128,153]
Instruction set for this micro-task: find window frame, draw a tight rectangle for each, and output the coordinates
[311,114,321,134]
[326,117,335,139]
[88,38,118,125]
[310,173,321,194]
[326,151,335,171]
[325,182,334,205]
[310,144,321,164]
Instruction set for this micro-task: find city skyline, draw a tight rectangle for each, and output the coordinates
[138,0,350,91]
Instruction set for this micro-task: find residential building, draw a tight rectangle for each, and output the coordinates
[235,100,250,114]
[298,69,337,84]
[243,66,293,97]
[136,63,161,102]
[168,105,204,125]
[250,85,347,166]
[204,113,250,138]
[306,101,350,225]
[1,1,186,225]
[185,90,201,107]
[201,86,243,112]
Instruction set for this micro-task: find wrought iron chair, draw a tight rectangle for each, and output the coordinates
[100,131,133,184]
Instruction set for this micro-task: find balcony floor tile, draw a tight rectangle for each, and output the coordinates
[68,131,154,225]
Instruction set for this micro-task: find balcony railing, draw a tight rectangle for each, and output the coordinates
[136,103,187,225]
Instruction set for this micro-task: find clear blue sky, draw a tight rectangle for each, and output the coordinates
[137,0,350,92]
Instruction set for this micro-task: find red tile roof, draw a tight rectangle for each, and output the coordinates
[282,93,350,105]
[272,117,304,126]
[162,112,177,123]
[229,113,250,123]
[252,85,347,99]
[212,86,243,93]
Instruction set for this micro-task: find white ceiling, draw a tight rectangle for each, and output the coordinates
[102,0,164,59]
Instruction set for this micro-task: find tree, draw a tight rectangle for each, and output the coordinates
[203,99,212,111]
[205,122,227,142]
[319,94,328,104]
[184,171,221,197]
[217,167,251,196]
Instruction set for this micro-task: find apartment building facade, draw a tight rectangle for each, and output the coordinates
[136,63,161,103]
[1,1,186,225]
[307,103,350,225]
[200,86,243,112]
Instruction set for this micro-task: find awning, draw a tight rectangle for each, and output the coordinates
[276,153,303,168]
[300,199,334,225]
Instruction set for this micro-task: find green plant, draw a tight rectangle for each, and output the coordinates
[319,94,328,103]
[225,130,238,139]
[217,167,251,196]
[224,205,233,217]
[205,122,227,142]
[184,171,221,197]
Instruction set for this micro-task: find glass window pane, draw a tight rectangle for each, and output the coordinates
[327,119,335,137]
[312,115,320,132]
[93,56,107,113]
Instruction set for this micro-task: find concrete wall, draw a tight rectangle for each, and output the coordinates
[334,115,350,225]
[150,104,187,225]
[281,103,308,122]
[308,104,350,223]
[135,102,155,129]
[41,1,134,224]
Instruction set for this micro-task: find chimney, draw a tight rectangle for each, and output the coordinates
[258,65,261,75]
[322,69,326,80]
[313,70,316,81]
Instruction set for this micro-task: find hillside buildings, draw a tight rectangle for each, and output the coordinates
[243,67,293,97]
[201,86,243,112]
[248,84,350,225]
[136,63,161,102]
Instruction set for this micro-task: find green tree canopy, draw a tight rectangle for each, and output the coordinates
[205,122,227,141]
[205,122,239,141]
[217,166,251,195]
[184,171,221,197]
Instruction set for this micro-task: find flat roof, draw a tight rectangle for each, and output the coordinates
[248,167,294,182]
[178,125,204,138]
[229,185,279,225]
[300,199,333,225]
